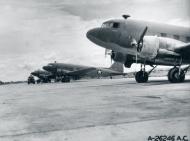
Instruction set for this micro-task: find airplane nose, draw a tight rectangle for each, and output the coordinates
[86,28,100,40]
[31,72,36,75]
[43,66,49,71]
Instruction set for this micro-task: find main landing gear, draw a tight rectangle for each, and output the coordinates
[135,64,189,83]
[135,71,148,83]
[135,64,157,83]
[168,67,187,83]
[61,76,70,83]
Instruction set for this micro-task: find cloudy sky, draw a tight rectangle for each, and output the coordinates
[0,0,189,81]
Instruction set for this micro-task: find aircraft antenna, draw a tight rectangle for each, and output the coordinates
[122,15,130,19]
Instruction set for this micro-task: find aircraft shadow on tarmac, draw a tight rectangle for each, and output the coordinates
[83,79,190,89]
[143,79,190,86]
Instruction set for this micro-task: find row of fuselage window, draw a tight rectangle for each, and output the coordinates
[104,22,190,42]
[160,33,190,42]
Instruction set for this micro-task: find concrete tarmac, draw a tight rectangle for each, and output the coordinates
[0,77,190,141]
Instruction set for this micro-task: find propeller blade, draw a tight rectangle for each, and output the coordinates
[137,26,148,45]
[105,49,114,65]
[110,50,114,64]
[137,26,148,52]
[105,49,107,57]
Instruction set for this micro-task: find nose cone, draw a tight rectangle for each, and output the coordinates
[43,66,50,71]
[87,27,120,47]
[86,28,100,41]
[31,71,37,76]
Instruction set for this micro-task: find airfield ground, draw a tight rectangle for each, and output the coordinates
[0,77,190,141]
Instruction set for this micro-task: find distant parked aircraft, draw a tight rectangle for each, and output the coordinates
[42,62,125,82]
[31,70,53,83]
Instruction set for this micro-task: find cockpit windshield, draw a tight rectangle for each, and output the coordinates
[47,63,54,67]
[102,22,120,28]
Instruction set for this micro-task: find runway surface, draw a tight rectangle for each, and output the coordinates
[0,77,190,141]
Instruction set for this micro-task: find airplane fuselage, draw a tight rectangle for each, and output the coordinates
[87,18,190,66]
[43,62,124,80]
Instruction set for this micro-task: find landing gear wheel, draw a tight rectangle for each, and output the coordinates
[55,77,61,82]
[168,67,185,83]
[61,76,70,83]
[135,71,149,83]
[73,76,79,80]
[37,79,41,84]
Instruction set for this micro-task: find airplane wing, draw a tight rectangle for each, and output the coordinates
[66,67,96,76]
[174,43,190,59]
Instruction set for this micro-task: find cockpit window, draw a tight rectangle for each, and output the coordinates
[48,63,53,67]
[102,23,110,28]
[113,22,120,28]
[102,22,120,28]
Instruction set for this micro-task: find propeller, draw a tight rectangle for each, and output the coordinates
[131,26,148,71]
[105,49,111,57]
[137,26,148,52]
[105,49,115,64]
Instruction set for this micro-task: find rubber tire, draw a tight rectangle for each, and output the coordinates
[37,79,41,84]
[135,71,149,83]
[168,68,175,82]
[168,68,185,83]
[61,76,70,83]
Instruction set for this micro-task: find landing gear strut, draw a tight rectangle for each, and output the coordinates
[61,76,70,83]
[135,64,157,83]
[168,67,185,83]
[135,64,149,83]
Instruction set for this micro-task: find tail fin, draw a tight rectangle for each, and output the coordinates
[109,62,124,73]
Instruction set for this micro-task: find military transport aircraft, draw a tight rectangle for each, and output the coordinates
[43,62,125,82]
[31,70,53,83]
[86,15,190,83]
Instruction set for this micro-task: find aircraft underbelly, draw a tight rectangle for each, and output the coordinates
[107,43,136,56]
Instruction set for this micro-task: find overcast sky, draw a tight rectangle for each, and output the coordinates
[0,0,189,81]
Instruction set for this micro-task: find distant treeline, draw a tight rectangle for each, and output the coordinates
[0,81,26,85]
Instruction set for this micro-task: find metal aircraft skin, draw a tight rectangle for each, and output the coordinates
[42,62,125,82]
[31,70,53,83]
[86,15,190,83]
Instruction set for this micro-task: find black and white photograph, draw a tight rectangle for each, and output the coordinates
[0,0,189,140]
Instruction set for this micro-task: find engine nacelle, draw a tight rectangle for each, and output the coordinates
[157,36,184,50]
[139,36,159,60]
[139,36,183,61]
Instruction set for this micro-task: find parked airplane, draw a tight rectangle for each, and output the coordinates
[31,70,53,83]
[86,15,190,83]
[43,62,125,82]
